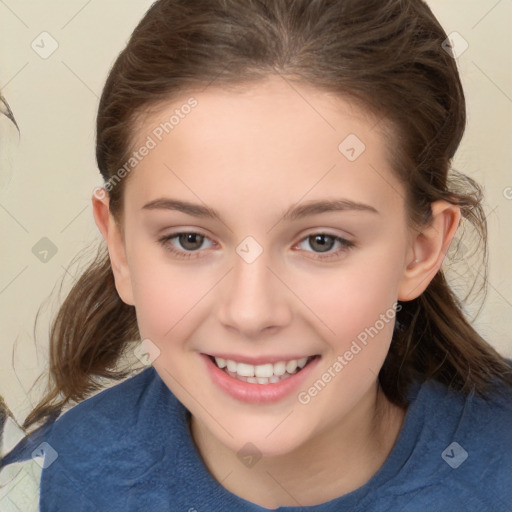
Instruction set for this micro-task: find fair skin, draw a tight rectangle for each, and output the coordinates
[92,75,460,508]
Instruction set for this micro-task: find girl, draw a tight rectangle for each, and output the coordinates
[3,0,512,510]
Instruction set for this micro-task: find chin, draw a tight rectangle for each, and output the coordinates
[219,416,313,458]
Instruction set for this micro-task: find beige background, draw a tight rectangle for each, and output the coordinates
[0,1,511,423]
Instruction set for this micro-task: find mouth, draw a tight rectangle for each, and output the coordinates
[206,354,319,385]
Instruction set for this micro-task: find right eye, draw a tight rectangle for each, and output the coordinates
[158,232,216,259]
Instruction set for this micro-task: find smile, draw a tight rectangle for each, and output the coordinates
[202,353,321,403]
[211,355,313,384]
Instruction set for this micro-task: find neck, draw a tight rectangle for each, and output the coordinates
[189,381,406,509]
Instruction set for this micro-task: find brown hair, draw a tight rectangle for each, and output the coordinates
[23,0,512,431]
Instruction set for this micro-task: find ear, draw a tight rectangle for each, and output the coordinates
[92,188,135,306]
[398,200,461,301]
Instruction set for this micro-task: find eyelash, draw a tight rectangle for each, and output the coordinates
[157,231,355,261]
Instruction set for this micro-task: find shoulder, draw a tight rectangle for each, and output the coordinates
[44,367,151,449]
[419,371,512,429]
[44,366,178,451]
[394,372,512,510]
[39,367,187,510]
[420,375,512,462]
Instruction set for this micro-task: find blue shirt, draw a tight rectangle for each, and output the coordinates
[33,365,512,511]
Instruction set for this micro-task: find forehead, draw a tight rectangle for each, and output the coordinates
[125,76,404,218]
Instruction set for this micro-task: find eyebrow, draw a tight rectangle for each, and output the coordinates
[141,197,379,222]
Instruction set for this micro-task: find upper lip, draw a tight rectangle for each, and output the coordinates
[204,353,318,365]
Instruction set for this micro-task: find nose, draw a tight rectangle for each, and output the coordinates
[217,249,292,338]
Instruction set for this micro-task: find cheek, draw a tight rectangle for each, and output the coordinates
[127,246,205,343]
[292,245,404,383]
[301,251,402,331]
[296,265,401,416]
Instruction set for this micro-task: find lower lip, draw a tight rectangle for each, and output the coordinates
[201,354,321,404]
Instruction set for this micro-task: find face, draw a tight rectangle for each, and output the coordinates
[100,76,419,456]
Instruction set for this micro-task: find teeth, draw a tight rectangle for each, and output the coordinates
[285,360,298,373]
[273,361,286,376]
[226,371,293,384]
[255,363,273,378]
[214,356,313,380]
[297,357,308,368]
[226,359,237,372]
[237,362,255,377]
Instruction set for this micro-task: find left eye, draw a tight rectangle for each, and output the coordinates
[295,233,354,259]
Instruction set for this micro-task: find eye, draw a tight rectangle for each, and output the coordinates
[158,232,215,259]
[158,231,355,261]
[295,233,355,260]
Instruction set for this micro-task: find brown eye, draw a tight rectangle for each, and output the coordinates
[176,233,205,251]
[158,231,215,259]
[296,233,355,261]
[308,234,337,253]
